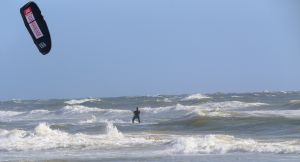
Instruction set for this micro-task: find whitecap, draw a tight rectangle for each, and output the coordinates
[243,110,300,119]
[0,111,24,117]
[289,100,300,105]
[140,101,268,118]
[181,93,210,101]
[167,134,300,154]
[29,109,51,114]
[231,95,242,98]
[62,105,130,114]
[0,122,154,151]
[79,115,97,124]
[200,101,268,110]
[65,98,101,105]
[62,105,104,113]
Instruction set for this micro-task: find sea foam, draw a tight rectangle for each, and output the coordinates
[62,105,104,113]
[181,93,211,101]
[62,105,130,114]
[79,115,97,124]
[168,134,300,154]
[0,110,24,117]
[64,98,101,105]
[141,101,268,118]
[0,122,125,151]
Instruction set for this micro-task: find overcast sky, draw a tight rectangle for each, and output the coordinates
[0,0,299,100]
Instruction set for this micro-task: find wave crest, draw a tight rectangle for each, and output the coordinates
[168,134,300,154]
[0,122,126,151]
[141,101,268,118]
[62,105,104,113]
[181,93,210,101]
[64,98,101,105]
[289,100,300,107]
[0,111,24,117]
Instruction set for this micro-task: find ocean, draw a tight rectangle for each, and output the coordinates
[1,91,300,162]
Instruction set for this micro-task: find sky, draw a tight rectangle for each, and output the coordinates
[0,0,299,100]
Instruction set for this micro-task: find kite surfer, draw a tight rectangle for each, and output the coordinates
[132,107,141,124]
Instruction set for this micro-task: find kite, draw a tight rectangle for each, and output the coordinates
[20,1,51,55]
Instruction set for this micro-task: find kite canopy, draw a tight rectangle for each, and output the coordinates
[20,1,51,55]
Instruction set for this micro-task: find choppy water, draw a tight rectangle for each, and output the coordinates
[1,91,300,162]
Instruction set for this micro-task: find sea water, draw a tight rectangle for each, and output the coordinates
[1,91,300,161]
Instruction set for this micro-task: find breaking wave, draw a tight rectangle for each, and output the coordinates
[200,101,268,110]
[141,101,268,118]
[64,98,102,105]
[0,110,24,117]
[0,122,124,151]
[62,105,105,113]
[156,98,172,103]
[0,101,271,123]
[242,110,300,119]
[29,109,51,114]
[60,101,269,122]
[289,100,300,107]
[1,123,300,155]
[79,115,97,124]
[167,134,300,154]
[0,122,162,151]
[181,93,210,101]
[231,95,242,98]
[62,105,130,114]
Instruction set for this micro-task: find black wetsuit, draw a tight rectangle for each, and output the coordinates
[132,110,140,123]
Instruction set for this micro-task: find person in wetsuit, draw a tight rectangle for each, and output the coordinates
[132,107,140,123]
